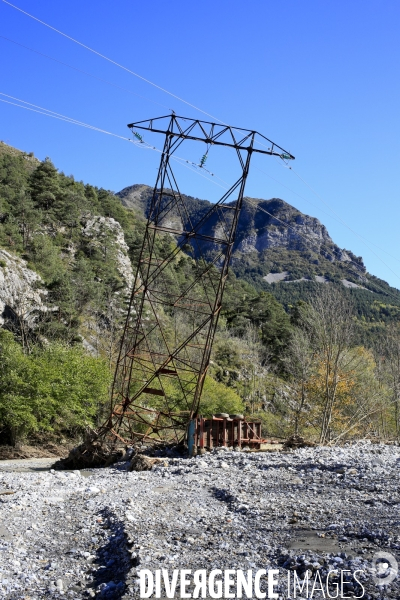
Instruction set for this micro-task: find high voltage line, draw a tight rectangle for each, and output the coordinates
[6,21,394,263]
[0,93,225,189]
[6,16,400,274]
[2,27,400,273]
[1,0,222,123]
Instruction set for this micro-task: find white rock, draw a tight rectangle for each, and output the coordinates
[81,216,133,288]
[0,248,49,327]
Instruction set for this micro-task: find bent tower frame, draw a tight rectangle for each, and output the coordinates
[105,115,294,445]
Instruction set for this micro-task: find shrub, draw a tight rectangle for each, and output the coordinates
[0,330,111,445]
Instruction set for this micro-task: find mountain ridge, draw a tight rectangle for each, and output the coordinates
[117,183,370,289]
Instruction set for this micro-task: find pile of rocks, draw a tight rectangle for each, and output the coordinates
[0,442,399,598]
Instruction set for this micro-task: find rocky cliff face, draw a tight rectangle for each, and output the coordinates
[235,199,334,254]
[81,216,134,289]
[0,216,134,340]
[0,248,49,328]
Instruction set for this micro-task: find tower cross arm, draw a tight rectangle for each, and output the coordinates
[127,115,295,159]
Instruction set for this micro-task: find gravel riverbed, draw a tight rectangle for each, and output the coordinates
[0,443,400,599]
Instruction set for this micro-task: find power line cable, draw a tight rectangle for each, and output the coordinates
[2,93,397,298]
[265,150,400,281]
[255,139,400,274]
[0,93,224,189]
[255,162,400,284]
[194,160,400,292]
[289,165,400,265]
[1,0,224,123]
[252,138,400,278]
[245,199,400,302]
[254,139,400,269]
[255,145,400,285]
[0,0,259,140]
[252,164,350,225]
[0,93,133,141]
[183,161,400,299]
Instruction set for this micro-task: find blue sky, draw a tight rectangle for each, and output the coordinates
[1,0,399,288]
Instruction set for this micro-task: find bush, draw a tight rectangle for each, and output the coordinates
[199,377,245,417]
[0,330,111,445]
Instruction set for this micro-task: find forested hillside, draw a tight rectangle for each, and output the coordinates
[1,141,400,446]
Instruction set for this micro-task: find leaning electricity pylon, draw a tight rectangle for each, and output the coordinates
[104,115,294,445]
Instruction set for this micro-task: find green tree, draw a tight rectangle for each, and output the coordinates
[28,235,66,285]
[29,158,60,211]
[199,376,244,417]
[225,291,291,363]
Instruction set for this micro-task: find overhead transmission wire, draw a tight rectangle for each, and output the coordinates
[268,150,400,279]
[173,158,400,297]
[0,93,135,141]
[289,164,400,266]
[251,159,400,284]
[235,132,400,283]
[207,170,400,300]
[1,0,222,123]
[192,168,400,302]
[151,158,400,303]
[0,92,224,190]
[0,1,257,138]
[251,199,400,302]
[2,0,398,284]
[0,0,259,140]
[251,136,400,277]
[252,136,400,277]
[1,90,399,304]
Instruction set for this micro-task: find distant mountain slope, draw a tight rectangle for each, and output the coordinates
[117,183,400,327]
[118,184,372,285]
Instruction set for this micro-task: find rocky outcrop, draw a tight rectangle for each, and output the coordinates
[0,248,49,327]
[234,198,356,266]
[0,217,134,337]
[116,185,367,276]
[81,216,134,288]
[263,272,371,290]
[118,183,153,215]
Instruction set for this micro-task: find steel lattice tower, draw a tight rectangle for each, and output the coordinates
[103,115,294,445]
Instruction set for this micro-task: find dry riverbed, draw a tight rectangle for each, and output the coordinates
[0,443,400,599]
